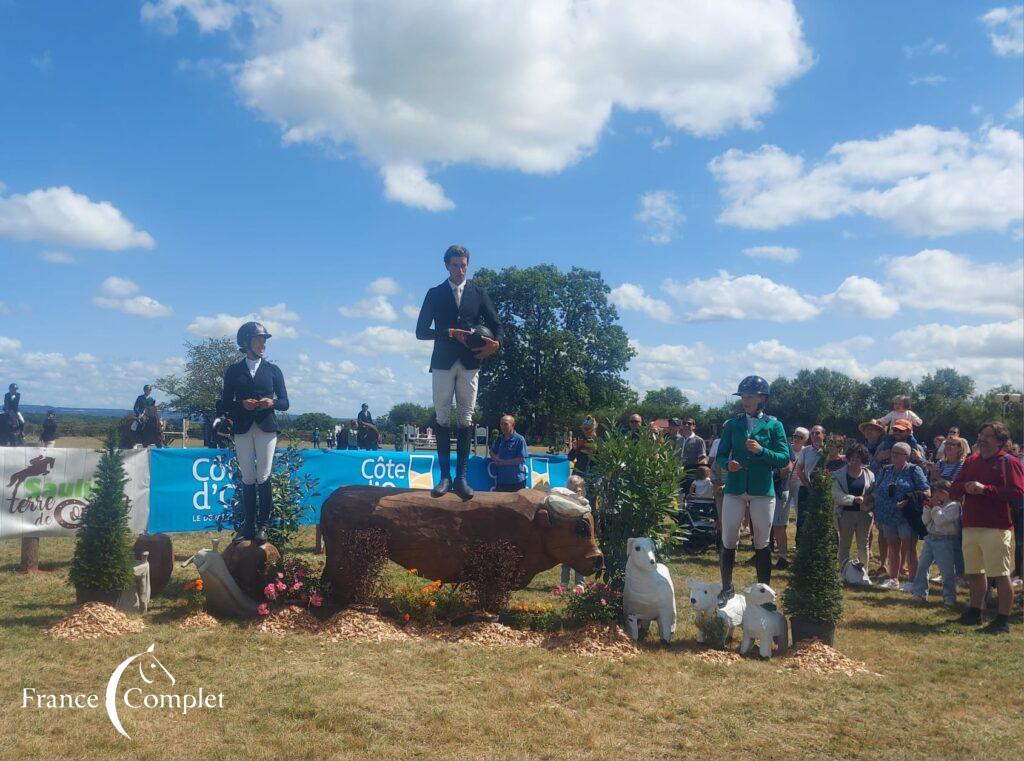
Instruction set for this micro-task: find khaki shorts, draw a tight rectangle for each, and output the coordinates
[961,527,1012,577]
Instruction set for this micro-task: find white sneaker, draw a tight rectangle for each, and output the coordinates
[929,575,943,584]
[879,578,900,590]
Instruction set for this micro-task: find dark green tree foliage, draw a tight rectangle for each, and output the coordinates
[69,431,136,597]
[385,402,434,428]
[156,337,240,418]
[291,412,337,432]
[589,427,682,587]
[782,465,843,624]
[471,265,634,443]
[636,386,701,424]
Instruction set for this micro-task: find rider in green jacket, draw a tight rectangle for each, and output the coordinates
[715,375,790,605]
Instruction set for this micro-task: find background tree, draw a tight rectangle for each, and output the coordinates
[385,402,434,429]
[472,265,634,443]
[769,369,868,435]
[291,412,337,432]
[156,337,239,418]
[636,386,700,424]
[864,375,916,418]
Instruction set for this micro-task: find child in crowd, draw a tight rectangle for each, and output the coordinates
[560,474,588,586]
[687,465,715,508]
[878,394,923,432]
[909,485,961,605]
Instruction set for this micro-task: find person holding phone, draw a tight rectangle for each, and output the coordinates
[221,321,289,543]
[714,375,791,606]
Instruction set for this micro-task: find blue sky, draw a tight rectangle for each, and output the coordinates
[1,1,1022,416]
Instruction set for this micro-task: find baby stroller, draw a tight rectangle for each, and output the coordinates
[677,495,720,554]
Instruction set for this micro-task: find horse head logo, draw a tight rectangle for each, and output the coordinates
[105,644,175,740]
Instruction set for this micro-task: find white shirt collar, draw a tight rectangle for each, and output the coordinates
[245,356,262,376]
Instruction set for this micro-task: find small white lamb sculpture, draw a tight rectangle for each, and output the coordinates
[623,537,676,643]
[687,579,746,643]
[739,583,788,658]
[841,558,872,586]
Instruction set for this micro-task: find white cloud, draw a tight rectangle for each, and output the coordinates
[30,50,52,72]
[892,319,1024,359]
[188,304,300,339]
[0,336,21,353]
[381,164,455,212]
[980,6,1024,56]
[609,284,675,323]
[141,0,238,34]
[151,0,811,209]
[402,304,422,320]
[909,74,948,87]
[92,277,173,318]
[327,326,430,357]
[367,277,400,297]
[340,279,402,321]
[819,275,900,319]
[39,250,75,264]
[629,340,713,390]
[339,295,398,322]
[886,249,1024,317]
[1010,98,1024,119]
[903,38,948,58]
[742,245,799,263]
[663,271,820,322]
[72,353,98,363]
[636,190,684,244]
[710,125,1024,236]
[0,184,155,251]
[652,136,672,152]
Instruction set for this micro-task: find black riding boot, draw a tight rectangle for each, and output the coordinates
[755,546,773,586]
[254,479,274,544]
[431,425,452,497]
[453,426,474,500]
[235,483,257,541]
[718,548,736,607]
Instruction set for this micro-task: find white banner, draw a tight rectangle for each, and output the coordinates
[0,447,150,539]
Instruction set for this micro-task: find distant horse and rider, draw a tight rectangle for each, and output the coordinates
[119,401,165,449]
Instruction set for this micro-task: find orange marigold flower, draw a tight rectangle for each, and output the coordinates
[194,579,204,591]
[421,586,432,595]
[408,568,417,575]
[428,600,437,607]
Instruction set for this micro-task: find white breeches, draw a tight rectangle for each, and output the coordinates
[431,360,479,428]
[234,427,277,485]
[721,493,775,550]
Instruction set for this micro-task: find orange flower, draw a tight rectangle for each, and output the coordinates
[194,579,204,592]
[433,580,442,588]
[421,586,432,595]
[407,568,417,575]
[428,600,437,607]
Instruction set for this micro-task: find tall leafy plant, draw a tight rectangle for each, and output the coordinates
[215,446,319,555]
[588,426,682,586]
[69,430,136,601]
[782,465,843,623]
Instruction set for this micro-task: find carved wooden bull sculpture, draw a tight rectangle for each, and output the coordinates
[320,486,604,590]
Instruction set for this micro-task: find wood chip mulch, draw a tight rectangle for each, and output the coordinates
[44,602,145,640]
[778,640,881,677]
[252,605,321,634]
[320,609,411,643]
[179,611,220,630]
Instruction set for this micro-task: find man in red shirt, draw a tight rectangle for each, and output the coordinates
[949,421,1024,634]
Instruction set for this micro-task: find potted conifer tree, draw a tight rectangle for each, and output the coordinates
[69,431,136,604]
[782,463,843,645]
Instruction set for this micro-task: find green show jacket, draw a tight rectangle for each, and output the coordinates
[716,413,791,497]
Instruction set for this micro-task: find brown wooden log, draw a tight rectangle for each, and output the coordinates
[320,486,602,599]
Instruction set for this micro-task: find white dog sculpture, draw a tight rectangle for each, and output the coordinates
[739,583,788,658]
[623,537,676,643]
[687,579,746,643]
[841,558,872,586]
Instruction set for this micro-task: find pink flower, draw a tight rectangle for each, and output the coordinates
[277,572,284,579]
[291,581,303,591]
[573,584,585,595]
[600,598,607,606]
[552,585,563,597]
[263,583,277,600]
[310,593,323,608]
[275,580,287,592]
[257,603,269,615]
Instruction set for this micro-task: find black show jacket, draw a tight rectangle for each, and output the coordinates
[220,359,289,434]
[415,279,504,371]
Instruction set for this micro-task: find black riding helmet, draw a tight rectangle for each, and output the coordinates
[236,321,272,352]
[733,375,770,397]
[8,383,17,392]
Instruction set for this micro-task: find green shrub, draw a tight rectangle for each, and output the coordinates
[560,580,622,625]
[68,431,136,599]
[782,465,843,623]
[588,426,683,585]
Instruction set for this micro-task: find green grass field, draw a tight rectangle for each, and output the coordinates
[1,525,1021,760]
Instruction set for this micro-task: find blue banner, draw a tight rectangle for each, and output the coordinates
[147,448,569,533]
